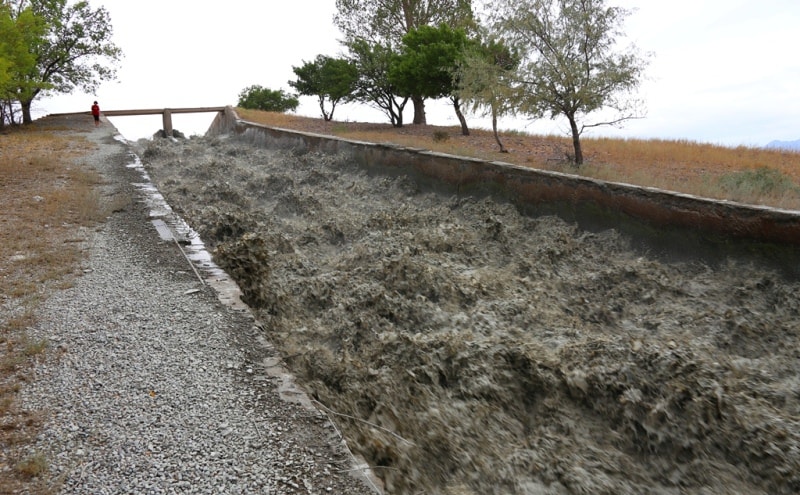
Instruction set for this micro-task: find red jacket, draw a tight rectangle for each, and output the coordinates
[91,104,100,116]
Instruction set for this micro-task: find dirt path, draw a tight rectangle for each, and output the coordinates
[139,134,800,495]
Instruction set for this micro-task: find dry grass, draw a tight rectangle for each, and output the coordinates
[14,452,49,479]
[0,124,105,493]
[237,108,800,210]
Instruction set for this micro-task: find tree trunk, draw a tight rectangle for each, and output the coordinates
[452,96,469,136]
[391,112,403,127]
[21,99,33,124]
[568,115,583,165]
[389,96,407,128]
[411,95,426,125]
[491,105,507,153]
[389,105,403,127]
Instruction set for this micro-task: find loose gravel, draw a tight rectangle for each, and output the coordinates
[16,116,378,494]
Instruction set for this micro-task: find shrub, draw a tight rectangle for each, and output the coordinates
[14,453,47,478]
[236,85,299,112]
[717,166,798,201]
[432,130,449,142]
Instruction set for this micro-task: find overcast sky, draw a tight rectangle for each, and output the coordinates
[37,0,799,146]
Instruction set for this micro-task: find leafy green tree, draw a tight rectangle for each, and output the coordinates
[289,55,358,121]
[390,24,472,135]
[10,0,122,124]
[456,36,519,152]
[0,2,47,125]
[491,0,648,164]
[237,85,299,113]
[334,0,475,124]
[335,0,475,43]
[0,6,16,91]
[345,38,408,127]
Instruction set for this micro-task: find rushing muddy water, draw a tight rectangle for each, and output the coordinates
[139,135,800,494]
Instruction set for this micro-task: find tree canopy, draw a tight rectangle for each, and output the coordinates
[237,85,299,113]
[390,24,472,134]
[334,0,475,45]
[1,2,47,125]
[345,38,408,127]
[335,0,475,124]
[456,35,519,151]
[4,0,122,124]
[289,55,358,122]
[491,0,648,164]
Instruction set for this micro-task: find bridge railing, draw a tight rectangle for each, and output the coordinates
[99,107,226,137]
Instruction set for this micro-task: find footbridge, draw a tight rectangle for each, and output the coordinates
[100,107,226,137]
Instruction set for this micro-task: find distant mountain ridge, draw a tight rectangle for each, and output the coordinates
[766,139,800,151]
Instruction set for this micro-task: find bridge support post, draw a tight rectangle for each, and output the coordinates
[162,109,173,137]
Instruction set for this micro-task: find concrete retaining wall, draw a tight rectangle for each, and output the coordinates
[208,107,800,272]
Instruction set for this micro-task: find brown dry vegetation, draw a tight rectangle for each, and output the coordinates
[236,108,800,210]
[0,123,108,493]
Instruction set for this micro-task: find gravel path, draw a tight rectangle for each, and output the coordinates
[18,116,378,494]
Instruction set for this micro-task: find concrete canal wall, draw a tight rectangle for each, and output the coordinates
[208,106,800,272]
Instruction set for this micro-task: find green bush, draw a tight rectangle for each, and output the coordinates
[717,166,798,200]
[237,85,299,112]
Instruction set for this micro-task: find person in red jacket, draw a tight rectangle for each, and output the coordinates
[91,101,101,127]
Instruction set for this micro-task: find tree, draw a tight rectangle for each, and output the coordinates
[0,2,47,126]
[456,36,519,152]
[491,0,648,164]
[334,0,475,124]
[345,38,408,127]
[390,24,472,135]
[10,0,122,124]
[289,55,358,122]
[237,85,299,112]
